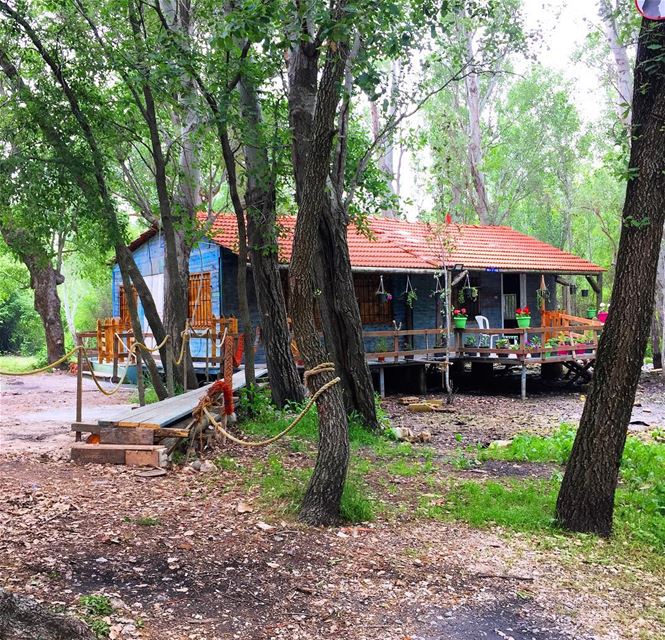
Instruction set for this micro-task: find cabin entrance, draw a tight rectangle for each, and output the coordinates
[501,273,526,329]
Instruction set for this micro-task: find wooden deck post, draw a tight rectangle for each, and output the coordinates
[111,333,119,383]
[136,347,145,406]
[520,361,527,400]
[379,366,385,398]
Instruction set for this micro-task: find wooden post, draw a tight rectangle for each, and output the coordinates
[166,341,175,396]
[111,333,119,383]
[224,334,234,383]
[521,361,527,400]
[136,347,145,406]
[76,336,83,441]
[379,366,385,398]
[393,330,399,363]
[596,273,603,311]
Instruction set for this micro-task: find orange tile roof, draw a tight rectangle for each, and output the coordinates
[202,213,603,275]
[131,213,604,275]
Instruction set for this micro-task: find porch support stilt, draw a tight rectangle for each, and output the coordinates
[379,366,385,398]
[520,361,527,400]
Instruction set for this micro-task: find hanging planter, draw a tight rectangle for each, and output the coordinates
[375,275,393,304]
[462,273,478,301]
[404,276,417,309]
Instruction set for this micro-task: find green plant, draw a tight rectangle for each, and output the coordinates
[214,455,240,471]
[374,337,389,353]
[79,596,113,617]
[496,338,510,349]
[340,480,377,522]
[237,386,277,420]
[406,289,418,308]
[463,336,477,348]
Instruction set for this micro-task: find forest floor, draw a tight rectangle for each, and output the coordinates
[0,369,664,640]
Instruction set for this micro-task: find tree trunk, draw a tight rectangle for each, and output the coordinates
[598,0,634,129]
[238,76,304,406]
[555,19,665,536]
[0,227,66,365]
[0,588,95,640]
[464,55,490,224]
[160,0,200,390]
[289,19,350,526]
[288,28,378,429]
[652,233,665,370]
[316,196,380,430]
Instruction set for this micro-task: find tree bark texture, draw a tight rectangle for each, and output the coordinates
[0,227,66,365]
[289,24,350,526]
[651,232,665,370]
[0,588,95,640]
[238,76,304,406]
[555,19,665,536]
[288,29,378,429]
[464,37,490,226]
[598,0,634,129]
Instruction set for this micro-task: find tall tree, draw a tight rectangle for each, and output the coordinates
[555,17,665,536]
[289,0,352,524]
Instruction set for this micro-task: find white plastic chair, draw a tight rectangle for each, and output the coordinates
[475,315,497,355]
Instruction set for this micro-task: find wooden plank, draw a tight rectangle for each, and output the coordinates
[100,368,268,430]
[100,428,154,445]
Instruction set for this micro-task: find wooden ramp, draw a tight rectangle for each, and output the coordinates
[71,367,267,466]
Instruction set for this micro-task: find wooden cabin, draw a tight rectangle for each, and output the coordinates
[110,214,604,357]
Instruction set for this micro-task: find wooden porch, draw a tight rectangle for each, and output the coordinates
[79,311,603,400]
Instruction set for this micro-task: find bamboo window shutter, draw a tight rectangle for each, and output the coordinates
[189,272,212,327]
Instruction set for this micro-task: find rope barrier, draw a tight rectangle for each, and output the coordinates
[0,346,80,376]
[202,363,340,447]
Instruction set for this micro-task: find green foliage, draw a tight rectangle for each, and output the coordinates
[79,595,113,617]
[0,355,39,373]
[129,382,160,405]
[79,594,113,638]
[440,426,665,551]
[481,423,577,465]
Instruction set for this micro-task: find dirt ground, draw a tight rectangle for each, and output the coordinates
[0,370,664,640]
[0,372,134,453]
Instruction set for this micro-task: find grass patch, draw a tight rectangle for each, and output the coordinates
[0,354,39,373]
[438,425,665,552]
[129,382,160,405]
[79,595,113,638]
[249,453,378,523]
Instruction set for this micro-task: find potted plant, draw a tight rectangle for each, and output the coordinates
[545,337,559,358]
[508,343,520,359]
[598,303,609,324]
[558,334,575,357]
[463,285,479,301]
[586,307,597,320]
[453,308,468,329]
[464,335,477,356]
[496,338,510,353]
[578,331,595,355]
[516,306,531,328]
[377,291,393,304]
[525,335,542,358]
[375,337,389,362]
